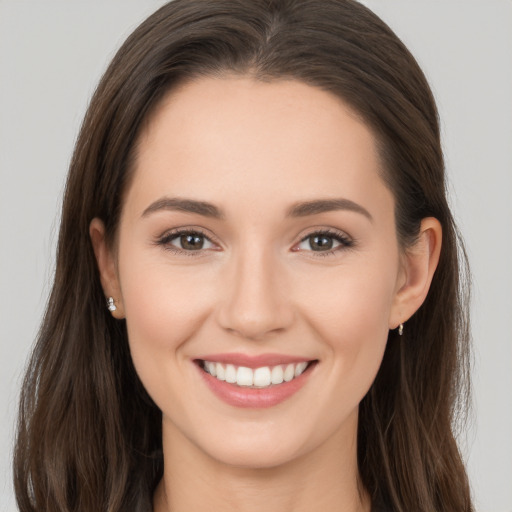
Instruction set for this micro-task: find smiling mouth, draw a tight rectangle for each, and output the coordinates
[195,359,317,389]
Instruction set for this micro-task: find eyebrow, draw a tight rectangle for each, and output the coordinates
[142,197,225,219]
[141,196,372,222]
[286,198,373,222]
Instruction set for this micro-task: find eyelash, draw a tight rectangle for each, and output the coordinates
[294,228,355,257]
[156,227,354,257]
[156,227,218,257]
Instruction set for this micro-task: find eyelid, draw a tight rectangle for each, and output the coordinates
[292,227,355,255]
[156,226,221,256]
[155,225,355,257]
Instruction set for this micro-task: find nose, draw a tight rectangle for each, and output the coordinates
[216,245,294,340]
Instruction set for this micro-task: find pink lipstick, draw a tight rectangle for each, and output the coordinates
[193,354,317,408]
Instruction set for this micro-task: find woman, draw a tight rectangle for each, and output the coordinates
[13,1,473,511]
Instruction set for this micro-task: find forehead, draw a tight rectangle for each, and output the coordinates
[125,76,392,219]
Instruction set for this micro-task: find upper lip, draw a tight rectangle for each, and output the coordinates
[195,352,316,369]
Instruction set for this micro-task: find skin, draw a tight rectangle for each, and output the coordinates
[91,77,441,512]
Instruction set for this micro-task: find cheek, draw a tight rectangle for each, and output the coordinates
[296,257,397,388]
[300,256,397,336]
[118,250,217,364]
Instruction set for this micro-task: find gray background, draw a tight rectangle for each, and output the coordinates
[1,1,511,511]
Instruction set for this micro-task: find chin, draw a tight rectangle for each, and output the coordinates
[205,442,303,470]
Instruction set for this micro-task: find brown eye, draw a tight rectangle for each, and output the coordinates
[296,230,353,254]
[159,230,216,253]
[178,233,206,250]
[309,234,335,251]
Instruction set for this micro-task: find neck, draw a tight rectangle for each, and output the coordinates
[153,414,371,512]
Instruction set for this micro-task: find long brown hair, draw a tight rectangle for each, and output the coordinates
[14,1,473,511]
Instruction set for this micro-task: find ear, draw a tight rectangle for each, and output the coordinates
[389,217,442,329]
[89,218,125,319]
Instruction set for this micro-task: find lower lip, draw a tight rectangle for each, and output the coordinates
[194,361,317,408]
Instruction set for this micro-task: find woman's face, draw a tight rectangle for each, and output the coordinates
[106,77,407,468]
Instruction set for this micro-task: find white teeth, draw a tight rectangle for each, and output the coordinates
[206,361,217,377]
[295,361,308,377]
[283,364,295,382]
[253,366,271,387]
[225,364,237,383]
[236,366,254,387]
[215,363,226,381]
[271,365,284,384]
[201,360,311,388]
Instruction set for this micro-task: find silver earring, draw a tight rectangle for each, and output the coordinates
[107,297,117,312]
[398,323,404,336]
